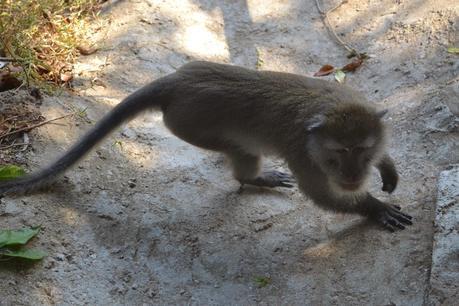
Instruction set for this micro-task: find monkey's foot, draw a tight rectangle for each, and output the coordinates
[240,170,295,188]
[372,204,413,232]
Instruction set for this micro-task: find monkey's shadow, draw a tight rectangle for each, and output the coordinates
[46,176,376,288]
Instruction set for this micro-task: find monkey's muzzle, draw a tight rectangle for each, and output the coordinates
[339,181,362,191]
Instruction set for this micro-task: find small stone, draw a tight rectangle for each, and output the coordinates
[55,253,65,261]
[2,200,21,216]
[147,288,157,298]
[128,179,137,188]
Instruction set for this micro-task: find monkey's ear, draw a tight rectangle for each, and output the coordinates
[376,109,388,118]
[305,115,326,132]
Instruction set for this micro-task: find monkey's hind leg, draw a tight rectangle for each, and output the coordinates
[228,151,294,189]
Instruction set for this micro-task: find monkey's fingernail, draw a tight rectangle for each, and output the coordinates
[403,218,413,225]
[385,224,395,232]
[395,222,405,230]
[402,213,413,221]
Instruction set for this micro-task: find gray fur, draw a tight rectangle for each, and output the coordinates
[0,61,412,231]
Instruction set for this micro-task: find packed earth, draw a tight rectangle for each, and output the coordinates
[1,0,458,305]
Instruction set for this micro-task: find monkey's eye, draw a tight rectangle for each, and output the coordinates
[334,148,348,154]
[353,147,365,153]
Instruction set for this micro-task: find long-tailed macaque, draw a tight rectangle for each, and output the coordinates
[0,61,412,232]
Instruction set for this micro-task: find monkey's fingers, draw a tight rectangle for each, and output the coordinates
[388,204,413,220]
[374,204,413,232]
[380,217,396,232]
[386,214,406,230]
[240,170,295,189]
[271,171,295,181]
[278,182,294,188]
[260,170,296,188]
[378,212,405,231]
[388,209,413,225]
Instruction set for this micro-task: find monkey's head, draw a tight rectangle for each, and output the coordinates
[306,104,387,193]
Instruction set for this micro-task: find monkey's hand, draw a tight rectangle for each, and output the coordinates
[370,203,413,232]
[377,155,398,193]
[240,170,295,188]
[381,170,398,194]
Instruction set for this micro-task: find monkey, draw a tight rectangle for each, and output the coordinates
[0,61,412,232]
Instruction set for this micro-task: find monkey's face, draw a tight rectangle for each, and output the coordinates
[309,133,383,192]
[316,137,380,192]
[306,107,385,193]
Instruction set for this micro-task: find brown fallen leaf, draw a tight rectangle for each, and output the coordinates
[60,72,73,83]
[341,58,363,72]
[314,64,335,77]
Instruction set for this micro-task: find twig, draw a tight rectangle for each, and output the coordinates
[446,76,459,85]
[315,0,363,57]
[0,113,75,140]
[0,116,19,127]
[0,142,28,150]
[0,57,23,62]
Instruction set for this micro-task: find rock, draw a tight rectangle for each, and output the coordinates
[1,200,22,216]
[443,85,459,117]
[428,166,459,305]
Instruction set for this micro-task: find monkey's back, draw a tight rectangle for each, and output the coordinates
[161,61,373,155]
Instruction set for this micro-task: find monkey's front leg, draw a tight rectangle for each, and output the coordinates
[291,161,412,232]
[228,152,294,188]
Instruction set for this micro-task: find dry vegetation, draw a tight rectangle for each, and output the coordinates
[0,0,103,163]
[0,0,103,90]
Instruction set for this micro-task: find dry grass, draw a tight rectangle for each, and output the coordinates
[0,0,102,90]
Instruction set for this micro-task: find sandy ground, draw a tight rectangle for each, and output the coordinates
[1,0,458,305]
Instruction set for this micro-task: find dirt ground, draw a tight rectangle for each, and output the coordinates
[1,0,458,305]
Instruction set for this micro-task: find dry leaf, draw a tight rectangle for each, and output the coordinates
[314,64,335,77]
[341,58,363,72]
[447,47,459,54]
[60,72,73,82]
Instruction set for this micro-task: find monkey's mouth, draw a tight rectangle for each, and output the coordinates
[339,182,362,191]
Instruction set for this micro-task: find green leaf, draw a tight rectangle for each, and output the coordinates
[334,69,346,83]
[254,276,271,288]
[0,226,41,248]
[0,248,46,260]
[447,47,459,54]
[0,165,25,181]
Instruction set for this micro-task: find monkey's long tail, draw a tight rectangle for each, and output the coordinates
[0,76,172,195]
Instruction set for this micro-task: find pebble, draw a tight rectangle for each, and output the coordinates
[55,254,65,261]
